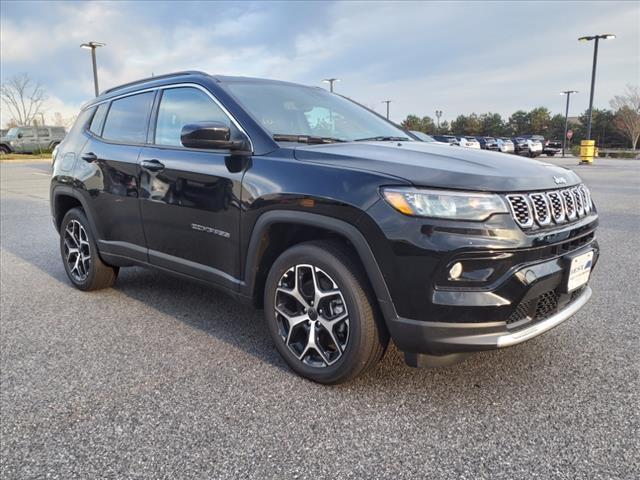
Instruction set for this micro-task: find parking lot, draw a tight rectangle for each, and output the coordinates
[1,157,638,479]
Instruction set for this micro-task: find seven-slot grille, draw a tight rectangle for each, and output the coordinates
[506,184,593,229]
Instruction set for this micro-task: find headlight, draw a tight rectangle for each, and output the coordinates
[381,187,507,220]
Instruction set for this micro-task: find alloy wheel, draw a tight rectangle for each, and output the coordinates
[274,264,349,367]
[63,219,91,282]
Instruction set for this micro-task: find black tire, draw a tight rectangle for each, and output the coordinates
[264,240,389,384]
[0,145,10,154]
[59,208,118,290]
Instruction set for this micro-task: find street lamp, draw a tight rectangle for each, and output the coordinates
[80,41,105,96]
[382,100,392,120]
[322,78,340,93]
[435,110,443,129]
[578,34,615,140]
[560,90,578,157]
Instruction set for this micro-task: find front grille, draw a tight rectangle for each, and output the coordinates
[529,193,551,226]
[505,195,534,228]
[547,191,566,223]
[506,185,593,229]
[507,287,584,327]
[534,290,559,318]
[562,189,577,220]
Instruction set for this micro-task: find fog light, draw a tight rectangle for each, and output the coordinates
[449,262,463,280]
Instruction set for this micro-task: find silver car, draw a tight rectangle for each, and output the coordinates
[0,126,66,154]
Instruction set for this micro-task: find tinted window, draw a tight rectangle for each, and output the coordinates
[89,103,109,136]
[21,128,34,137]
[155,87,232,147]
[102,92,154,143]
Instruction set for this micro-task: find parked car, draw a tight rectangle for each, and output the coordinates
[456,136,481,149]
[496,137,515,153]
[520,135,561,156]
[476,136,499,151]
[410,131,449,144]
[526,138,543,157]
[432,134,458,145]
[512,137,530,156]
[51,71,599,383]
[0,126,66,153]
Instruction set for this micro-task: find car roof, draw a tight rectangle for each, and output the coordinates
[83,71,321,110]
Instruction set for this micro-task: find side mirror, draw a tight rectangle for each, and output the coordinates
[17,133,23,139]
[180,121,250,152]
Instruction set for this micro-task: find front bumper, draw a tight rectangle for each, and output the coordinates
[389,286,592,354]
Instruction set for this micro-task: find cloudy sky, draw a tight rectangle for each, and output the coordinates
[1,0,638,127]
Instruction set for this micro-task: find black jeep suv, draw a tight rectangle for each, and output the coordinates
[50,72,599,383]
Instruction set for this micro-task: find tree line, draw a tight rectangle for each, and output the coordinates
[401,85,639,149]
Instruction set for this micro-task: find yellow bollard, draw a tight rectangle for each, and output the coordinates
[580,140,596,164]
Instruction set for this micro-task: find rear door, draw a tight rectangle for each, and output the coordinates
[80,92,155,261]
[138,86,247,287]
[37,128,50,150]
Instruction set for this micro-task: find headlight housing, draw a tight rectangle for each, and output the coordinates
[381,187,507,221]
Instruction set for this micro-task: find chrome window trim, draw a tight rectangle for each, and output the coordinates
[81,82,254,153]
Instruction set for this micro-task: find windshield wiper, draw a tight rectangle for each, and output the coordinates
[273,134,346,144]
[354,136,410,142]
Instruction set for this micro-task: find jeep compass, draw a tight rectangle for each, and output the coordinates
[50,71,599,383]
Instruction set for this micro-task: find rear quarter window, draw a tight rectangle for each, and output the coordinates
[102,92,154,144]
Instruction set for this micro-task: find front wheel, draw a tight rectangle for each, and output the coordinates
[264,241,389,384]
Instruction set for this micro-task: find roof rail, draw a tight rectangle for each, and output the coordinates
[101,70,210,95]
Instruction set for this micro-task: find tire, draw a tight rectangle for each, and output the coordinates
[59,208,118,290]
[0,145,10,154]
[264,240,389,384]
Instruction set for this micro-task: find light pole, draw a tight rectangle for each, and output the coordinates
[322,78,340,93]
[435,110,443,130]
[382,100,392,120]
[560,90,577,157]
[578,34,615,140]
[80,41,105,96]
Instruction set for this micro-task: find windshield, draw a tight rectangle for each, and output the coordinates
[5,128,19,139]
[410,131,436,142]
[226,82,411,142]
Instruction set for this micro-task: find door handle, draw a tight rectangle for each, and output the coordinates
[140,159,165,172]
[81,152,97,163]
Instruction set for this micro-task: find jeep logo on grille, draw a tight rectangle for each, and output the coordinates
[553,176,567,185]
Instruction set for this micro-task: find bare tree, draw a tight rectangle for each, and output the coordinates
[610,85,640,149]
[0,73,48,126]
[53,111,77,129]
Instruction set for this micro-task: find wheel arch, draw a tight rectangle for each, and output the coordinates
[51,186,100,238]
[242,210,398,324]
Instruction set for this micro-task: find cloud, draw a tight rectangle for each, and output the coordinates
[1,0,638,127]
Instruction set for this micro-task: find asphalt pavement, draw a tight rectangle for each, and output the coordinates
[1,157,639,479]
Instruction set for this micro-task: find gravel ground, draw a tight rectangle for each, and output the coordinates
[1,158,639,479]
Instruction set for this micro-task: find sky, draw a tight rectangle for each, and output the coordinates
[1,0,638,127]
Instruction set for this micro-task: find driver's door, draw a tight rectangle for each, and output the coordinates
[138,86,246,287]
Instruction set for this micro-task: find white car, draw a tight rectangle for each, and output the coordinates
[456,136,481,149]
[526,139,543,157]
[497,138,515,153]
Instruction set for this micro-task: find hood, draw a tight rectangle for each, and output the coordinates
[293,141,581,192]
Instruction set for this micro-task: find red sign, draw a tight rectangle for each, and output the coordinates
[566,129,574,140]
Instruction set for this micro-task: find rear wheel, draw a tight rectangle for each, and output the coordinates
[60,208,118,290]
[264,240,388,384]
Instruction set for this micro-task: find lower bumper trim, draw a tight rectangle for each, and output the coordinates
[496,286,592,347]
